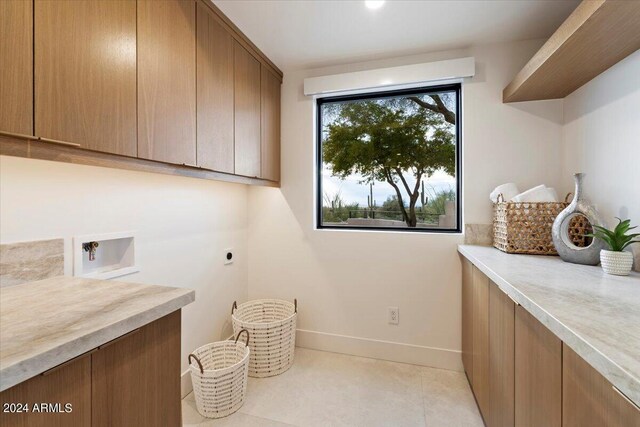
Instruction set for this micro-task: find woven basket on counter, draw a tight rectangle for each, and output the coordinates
[493,193,592,255]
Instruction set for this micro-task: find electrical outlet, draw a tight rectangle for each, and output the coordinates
[388,306,399,325]
[224,248,234,265]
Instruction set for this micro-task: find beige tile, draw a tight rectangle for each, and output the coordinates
[464,224,493,246]
[421,368,484,427]
[182,392,294,427]
[238,348,426,427]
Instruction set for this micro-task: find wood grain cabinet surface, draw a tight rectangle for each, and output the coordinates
[137,0,197,165]
[488,282,515,427]
[260,67,281,182]
[0,353,91,427]
[92,311,182,427]
[34,0,137,156]
[461,256,473,384]
[563,344,640,427]
[196,1,235,174]
[0,0,33,136]
[234,41,261,178]
[472,266,490,421]
[514,305,562,427]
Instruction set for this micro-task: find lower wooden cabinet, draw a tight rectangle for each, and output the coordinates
[515,305,562,427]
[488,281,515,427]
[563,344,640,427]
[472,266,490,420]
[0,311,181,427]
[461,257,473,383]
[0,353,91,427]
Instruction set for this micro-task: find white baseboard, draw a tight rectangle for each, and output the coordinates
[295,329,463,371]
[181,369,193,398]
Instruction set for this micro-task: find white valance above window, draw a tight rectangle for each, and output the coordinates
[303,57,475,97]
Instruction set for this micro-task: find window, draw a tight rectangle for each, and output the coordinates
[316,84,461,232]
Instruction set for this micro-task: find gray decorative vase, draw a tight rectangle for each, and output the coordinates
[552,173,606,265]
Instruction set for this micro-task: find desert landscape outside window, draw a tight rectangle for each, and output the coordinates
[317,84,461,232]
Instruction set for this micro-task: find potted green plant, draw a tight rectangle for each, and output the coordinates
[586,218,639,276]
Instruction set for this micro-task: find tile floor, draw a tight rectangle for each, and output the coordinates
[182,348,483,427]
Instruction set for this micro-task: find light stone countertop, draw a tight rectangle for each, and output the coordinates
[0,276,195,392]
[458,245,640,406]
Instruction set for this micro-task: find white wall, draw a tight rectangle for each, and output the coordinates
[0,156,248,392]
[247,39,564,369]
[561,50,640,268]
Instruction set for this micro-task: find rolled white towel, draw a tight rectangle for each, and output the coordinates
[490,183,520,203]
[511,185,558,203]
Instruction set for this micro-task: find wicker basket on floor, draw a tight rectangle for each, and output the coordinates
[493,193,592,255]
[231,299,297,378]
[188,329,250,419]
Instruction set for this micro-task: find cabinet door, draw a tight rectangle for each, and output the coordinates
[515,305,562,427]
[34,0,136,156]
[234,41,261,178]
[563,344,640,427]
[260,66,280,181]
[472,266,489,420]
[196,2,234,173]
[0,353,91,427]
[0,0,33,136]
[461,256,473,383]
[138,0,196,165]
[92,311,181,427]
[489,282,515,427]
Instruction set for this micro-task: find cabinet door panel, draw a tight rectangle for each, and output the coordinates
[138,0,196,165]
[515,305,562,427]
[196,2,234,173]
[472,266,489,420]
[461,256,473,383]
[34,0,137,155]
[92,311,181,427]
[563,344,640,427]
[234,41,261,178]
[0,0,33,136]
[489,282,515,427]
[260,67,280,181]
[0,353,91,427]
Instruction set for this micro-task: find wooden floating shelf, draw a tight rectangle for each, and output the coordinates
[503,0,640,103]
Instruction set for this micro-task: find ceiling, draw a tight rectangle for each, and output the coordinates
[213,0,580,71]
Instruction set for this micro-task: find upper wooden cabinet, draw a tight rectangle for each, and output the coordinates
[234,41,261,178]
[261,67,281,182]
[196,2,235,174]
[34,0,137,156]
[138,0,197,165]
[0,0,33,136]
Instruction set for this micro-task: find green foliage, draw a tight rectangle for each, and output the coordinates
[322,191,360,223]
[421,185,456,215]
[586,218,640,252]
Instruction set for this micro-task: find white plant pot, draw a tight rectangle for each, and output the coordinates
[600,250,633,276]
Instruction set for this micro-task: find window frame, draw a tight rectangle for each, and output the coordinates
[315,83,462,233]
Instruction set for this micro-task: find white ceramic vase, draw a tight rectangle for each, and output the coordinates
[600,250,633,276]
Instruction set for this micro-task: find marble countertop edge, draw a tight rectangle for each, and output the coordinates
[457,245,640,407]
[0,288,194,392]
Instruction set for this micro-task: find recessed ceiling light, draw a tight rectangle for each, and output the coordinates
[365,1,385,10]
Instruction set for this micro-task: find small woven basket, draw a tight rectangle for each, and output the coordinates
[493,193,592,255]
[188,329,250,419]
[231,299,297,378]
